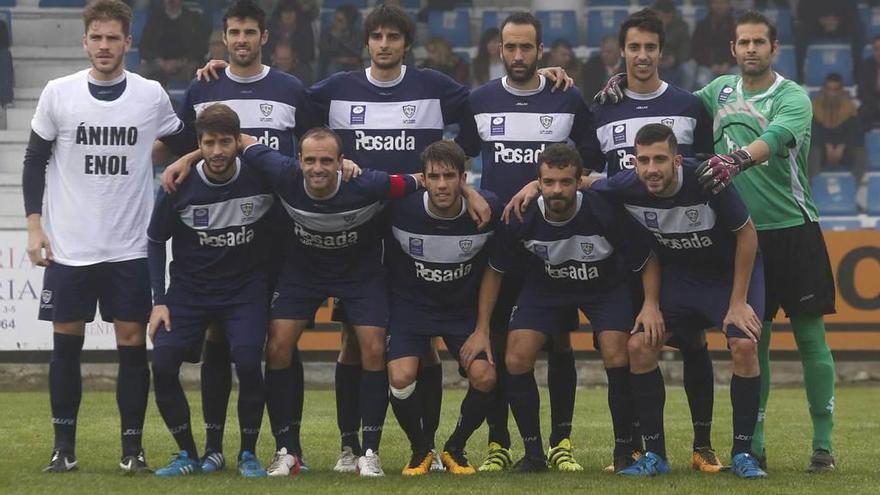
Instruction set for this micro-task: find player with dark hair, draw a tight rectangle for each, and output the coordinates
[147,104,271,478]
[23,0,184,474]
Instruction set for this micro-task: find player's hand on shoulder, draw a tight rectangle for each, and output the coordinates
[160,151,199,193]
[239,133,258,151]
[341,158,362,182]
[148,305,171,342]
[503,180,540,224]
[723,301,761,343]
[593,72,627,105]
[633,302,665,348]
[464,187,492,230]
[26,226,53,267]
[460,329,493,368]
[538,66,574,92]
[196,59,229,81]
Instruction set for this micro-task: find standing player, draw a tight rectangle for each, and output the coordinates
[455,12,602,472]
[692,11,837,472]
[475,143,656,472]
[147,104,270,478]
[595,124,766,479]
[385,141,500,476]
[22,0,184,473]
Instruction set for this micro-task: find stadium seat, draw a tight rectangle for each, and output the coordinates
[763,8,793,44]
[397,0,421,9]
[867,174,880,215]
[0,1,14,7]
[862,6,880,40]
[811,172,859,215]
[1,10,10,43]
[38,0,86,6]
[804,44,854,86]
[588,0,631,6]
[819,217,863,231]
[322,0,368,9]
[536,10,578,46]
[775,45,797,81]
[481,9,500,34]
[125,49,140,72]
[587,8,629,47]
[428,10,471,48]
[866,130,880,172]
[131,8,147,46]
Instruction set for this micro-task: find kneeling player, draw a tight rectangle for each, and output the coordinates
[385,141,500,476]
[478,144,657,472]
[147,105,269,477]
[595,124,766,479]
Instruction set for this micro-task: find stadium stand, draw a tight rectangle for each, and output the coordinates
[861,5,880,41]
[819,217,864,231]
[867,173,880,216]
[865,130,880,172]
[763,7,793,44]
[811,172,859,216]
[0,1,14,7]
[805,44,854,86]
[775,45,797,81]
[586,7,629,47]
[428,9,471,48]
[536,10,578,45]
[37,0,84,6]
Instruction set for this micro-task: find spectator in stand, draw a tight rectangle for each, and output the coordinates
[420,37,470,86]
[651,0,691,89]
[858,36,880,130]
[207,30,226,62]
[795,0,862,84]
[691,0,736,88]
[273,42,315,86]
[810,73,865,180]
[0,14,13,116]
[139,0,209,88]
[318,4,362,78]
[418,0,459,22]
[472,27,503,87]
[541,39,583,90]
[581,35,622,101]
[263,0,315,68]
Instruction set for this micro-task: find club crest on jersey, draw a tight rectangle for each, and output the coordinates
[613,124,627,145]
[685,208,700,225]
[644,211,659,229]
[194,207,209,227]
[459,239,473,253]
[402,104,416,119]
[661,118,674,128]
[581,242,594,256]
[533,244,549,260]
[409,237,424,256]
[490,116,506,136]
[350,105,366,125]
[41,290,52,304]
[540,115,554,129]
[718,86,734,104]
[240,202,254,218]
[260,103,273,117]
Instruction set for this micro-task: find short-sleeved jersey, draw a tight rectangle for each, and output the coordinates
[459,76,602,203]
[695,74,818,230]
[592,161,751,276]
[31,69,183,265]
[309,66,474,174]
[241,144,419,285]
[492,191,649,303]
[592,81,713,176]
[385,190,501,319]
[179,65,313,156]
[147,159,274,302]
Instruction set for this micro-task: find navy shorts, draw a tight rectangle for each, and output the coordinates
[386,303,484,363]
[272,273,388,328]
[153,279,269,350]
[491,271,580,335]
[39,259,151,323]
[659,256,765,342]
[509,282,635,335]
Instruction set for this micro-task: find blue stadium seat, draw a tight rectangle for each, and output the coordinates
[867,174,880,215]
[588,0,631,6]
[811,172,859,215]
[819,217,863,231]
[1,10,10,43]
[428,9,471,47]
[536,10,578,45]
[125,49,140,72]
[480,9,500,34]
[587,8,629,47]
[862,6,880,40]
[866,130,880,171]
[775,45,797,80]
[38,0,85,6]
[131,8,148,46]
[805,44,854,86]
[396,0,421,9]
[322,0,368,9]
[763,8,793,44]
[0,1,14,7]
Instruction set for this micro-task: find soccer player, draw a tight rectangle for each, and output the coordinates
[455,12,602,472]
[385,141,500,476]
[592,123,766,479]
[477,143,656,472]
[589,9,721,473]
[22,0,184,473]
[690,12,837,473]
[238,127,421,477]
[147,104,270,478]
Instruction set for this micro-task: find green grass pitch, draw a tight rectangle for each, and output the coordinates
[1,386,878,494]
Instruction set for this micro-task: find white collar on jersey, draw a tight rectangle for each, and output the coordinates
[304,170,343,200]
[538,190,583,226]
[87,71,126,86]
[423,190,468,220]
[501,75,546,96]
[624,80,669,100]
[366,65,408,88]
[226,65,270,84]
[196,157,242,187]
[735,72,785,101]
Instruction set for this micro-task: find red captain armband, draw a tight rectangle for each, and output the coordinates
[387,174,409,199]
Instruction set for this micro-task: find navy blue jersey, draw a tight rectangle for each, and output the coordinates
[457,76,603,203]
[591,161,751,275]
[492,190,649,300]
[591,82,713,176]
[179,66,315,156]
[147,158,275,302]
[308,66,475,174]
[385,190,501,319]
[241,143,419,285]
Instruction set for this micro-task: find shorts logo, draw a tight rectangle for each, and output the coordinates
[402,104,416,119]
[459,239,473,253]
[41,290,52,304]
[240,202,254,217]
[271,291,280,308]
[408,237,424,256]
[533,244,549,260]
[350,105,366,125]
[539,115,553,129]
[612,124,627,145]
[260,103,273,117]
[193,207,209,227]
[644,211,659,228]
[685,208,699,225]
[580,242,594,256]
[718,85,734,104]
[490,116,506,136]
[661,118,674,128]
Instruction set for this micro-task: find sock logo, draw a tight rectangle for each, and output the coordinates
[734,434,753,441]
[241,427,261,435]
[362,426,383,432]
[643,433,661,441]
[121,428,142,436]
[205,423,224,431]
[168,423,189,434]
[275,425,291,435]
[51,417,75,426]
[826,396,835,413]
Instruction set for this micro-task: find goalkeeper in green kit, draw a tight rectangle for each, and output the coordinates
[594,11,836,473]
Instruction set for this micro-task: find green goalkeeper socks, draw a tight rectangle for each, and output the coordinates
[791,315,835,453]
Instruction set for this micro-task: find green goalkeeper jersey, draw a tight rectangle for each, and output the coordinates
[695,74,819,231]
